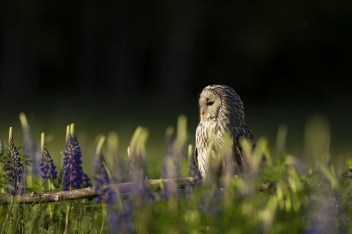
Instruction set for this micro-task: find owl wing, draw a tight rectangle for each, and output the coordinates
[194,125,200,167]
[194,147,198,166]
[194,123,208,176]
[232,125,254,169]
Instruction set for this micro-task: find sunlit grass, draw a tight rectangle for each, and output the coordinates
[0,110,352,233]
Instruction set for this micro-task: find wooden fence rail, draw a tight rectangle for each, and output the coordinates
[0,177,199,204]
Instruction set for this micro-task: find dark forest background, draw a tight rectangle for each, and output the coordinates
[1,1,351,102]
[0,1,352,165]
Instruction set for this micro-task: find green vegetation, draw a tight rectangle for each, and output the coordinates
[0,112,352,233]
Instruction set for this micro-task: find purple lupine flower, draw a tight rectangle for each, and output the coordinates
[108,201,133,233]
[304,224,320,234]
[62,134,83,191]
[109,151,127,184]
[107,132,126,183]
[6,127,24,196]
[128,148,145,182]
[82,172,92,188]
[188,145,201,180]
[93,151,115,207]
[71,133,92,188]
[127,127,152,200]
[162,128,179,179]
[40,140,58,180]
[20,113,39,177]
[128,148,151,199]
[185,145,201,201]
[162,128,180,198]
[62,128,91,191]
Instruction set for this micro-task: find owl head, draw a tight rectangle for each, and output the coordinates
[199,85,245,127]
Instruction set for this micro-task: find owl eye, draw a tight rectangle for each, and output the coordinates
[207,101,214,106]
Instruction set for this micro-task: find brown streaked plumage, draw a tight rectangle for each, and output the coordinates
[194,84,254,177]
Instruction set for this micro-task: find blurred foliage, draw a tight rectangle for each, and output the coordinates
[0,113,352,233]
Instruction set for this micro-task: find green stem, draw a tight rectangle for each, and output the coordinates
[99,206,106,234]
[0,195,14,234]
[48,179,51,191]
[63,204,70,234]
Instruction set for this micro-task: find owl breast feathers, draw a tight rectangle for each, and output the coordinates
[195,84,254,177]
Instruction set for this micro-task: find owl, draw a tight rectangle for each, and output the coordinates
[194,84,254,177]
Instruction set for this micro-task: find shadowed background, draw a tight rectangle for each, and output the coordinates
[0,1,351,177]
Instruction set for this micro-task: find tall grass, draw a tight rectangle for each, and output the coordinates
[0,113,351,233]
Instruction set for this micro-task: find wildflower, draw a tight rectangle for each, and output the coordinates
[19,112,39,177]
[93,136,115,207]
[107,131,126,183]
[128,147,151,199]
[39,133,58,180]
[185,144,201,200]
[162,127,180,179]
[82,172,92,188]
[94,136,127,232]
[128,127,148,180]
[188,144,201,180]
[128,127,151,200]
[162,127,180,198]
[62,124,91,191]
[6,127,24,196]
[108,201,133,233]
[94,158,114,207]
[62,133,82,190]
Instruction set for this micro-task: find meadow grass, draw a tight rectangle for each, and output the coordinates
[0,110,351,233]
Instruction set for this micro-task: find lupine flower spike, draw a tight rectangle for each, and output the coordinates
[93,135,133,233]
[108,201,133,234]
[107,132,126,183]
[186,144,201,200]
[69,124,91,188]
[62,124,91,191]
[128,127,151,201]
[93,135,115,207]
[162,127,179,199]
[40,133,58,190]
[19,113,39,177]
[6,127,24,196]
[162,126,175,179]
[188,144,201,179]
